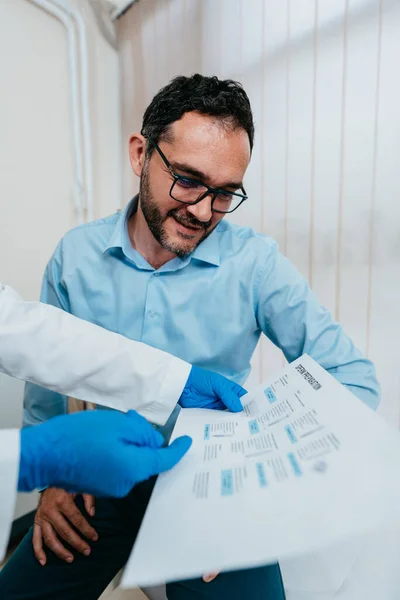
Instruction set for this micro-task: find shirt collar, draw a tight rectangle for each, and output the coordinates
[103,196,137,255]
[103,195,220,267]
[190,229,220,266]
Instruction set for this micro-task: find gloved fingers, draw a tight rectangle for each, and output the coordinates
[150,435,192,475]
[53,410,164,449]
[234,382,248,398]
[204,399,225,411]
[132,435,192,482]
[123,410,164,448]
[216,389,243,413]
[210,375,245,412]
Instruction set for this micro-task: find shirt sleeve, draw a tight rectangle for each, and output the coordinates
[0,284,190,426]
[255,243,381,409]
[0,429,19,563]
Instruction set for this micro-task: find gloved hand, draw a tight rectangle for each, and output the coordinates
[179,366,246,412]
[18,410,191,497]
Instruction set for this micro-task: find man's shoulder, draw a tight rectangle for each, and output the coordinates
[57,212,120,253]
[216,220,278,257]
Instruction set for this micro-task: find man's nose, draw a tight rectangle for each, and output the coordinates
[186,194,213,223]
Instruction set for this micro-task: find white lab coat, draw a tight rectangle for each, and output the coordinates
[0,283,190,562]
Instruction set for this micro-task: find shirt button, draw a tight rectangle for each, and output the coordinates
[154,272,160,277]
[148,311,155,318]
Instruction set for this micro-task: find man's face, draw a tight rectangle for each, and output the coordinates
[138,112,251,257]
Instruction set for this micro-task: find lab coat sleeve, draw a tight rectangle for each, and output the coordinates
[0,429,19,563]
[0,284,191,425]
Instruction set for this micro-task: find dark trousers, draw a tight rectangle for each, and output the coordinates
[0,479,286,600]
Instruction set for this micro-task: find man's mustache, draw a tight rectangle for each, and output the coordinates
[168,208,212,230]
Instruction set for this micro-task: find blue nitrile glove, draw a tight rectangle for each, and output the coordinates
[179,366,246,412]
[18,410,191,497]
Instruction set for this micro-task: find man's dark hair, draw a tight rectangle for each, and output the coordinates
[141,74,254,154]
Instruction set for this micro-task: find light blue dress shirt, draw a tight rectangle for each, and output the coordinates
[24,197,380,428]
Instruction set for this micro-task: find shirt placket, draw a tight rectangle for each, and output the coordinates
[141,271,162,344]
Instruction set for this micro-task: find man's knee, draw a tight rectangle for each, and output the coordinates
[0,528,40,594]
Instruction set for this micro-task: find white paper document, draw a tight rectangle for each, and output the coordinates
[122,355,400,588]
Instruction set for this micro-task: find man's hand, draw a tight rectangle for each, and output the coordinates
[82,492,96,518]
[203,572,220,583]
[179,366,246,412]
[33,488,98,566]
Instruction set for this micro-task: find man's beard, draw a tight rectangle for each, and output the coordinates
[139,164,215,258]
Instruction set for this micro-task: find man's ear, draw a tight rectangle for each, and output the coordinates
[129,133,146,177]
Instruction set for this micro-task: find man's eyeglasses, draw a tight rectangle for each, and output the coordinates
[147,137,248,214]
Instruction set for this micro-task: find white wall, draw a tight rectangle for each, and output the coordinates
[118,0,400,425]
[117,2,400,596]
[0,0,121,518]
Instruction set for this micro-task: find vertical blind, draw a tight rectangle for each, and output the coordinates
[118,0,400,424]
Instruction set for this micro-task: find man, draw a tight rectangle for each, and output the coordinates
[0,282,243,562]
[0,75,379,599]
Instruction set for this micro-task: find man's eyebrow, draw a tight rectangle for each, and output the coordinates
[170,161,244,190]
